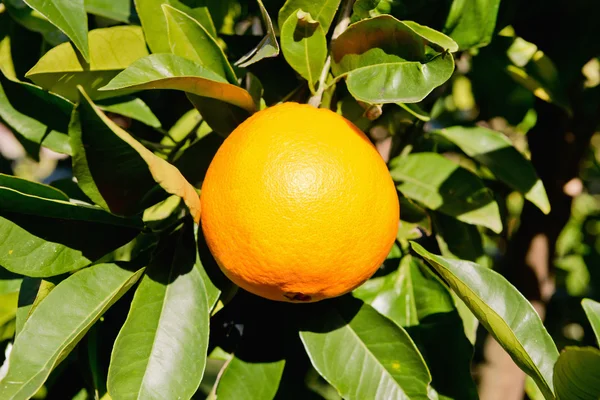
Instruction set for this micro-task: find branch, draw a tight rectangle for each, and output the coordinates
[308,0,355,108]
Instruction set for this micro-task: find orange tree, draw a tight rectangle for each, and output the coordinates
[0,0,599,399]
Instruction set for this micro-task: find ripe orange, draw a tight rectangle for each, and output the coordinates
[200,103,399,302]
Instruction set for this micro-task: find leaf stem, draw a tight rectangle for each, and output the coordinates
[307,0,355,108]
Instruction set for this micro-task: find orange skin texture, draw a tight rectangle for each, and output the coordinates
[200,103,399,302]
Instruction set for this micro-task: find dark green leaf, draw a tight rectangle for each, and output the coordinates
[278,0,341,33]
[134,0,217,54]
[434,126,550,214]
[0,70,72,157]
[412,243,559,399]
[354,255,455,328]
[25,26,149,101]
[582,299,600,345]
[553,347,600,400]
[3,0,68,46]
[96,96,162,129]
[174,132,223,188]
[331,16,456,103]
[0,267,22,295]
[163,4,237,84]
[71,87,201,222]
[108,225,209,400]
[101,54,255,113]
[390,152,502,233]
[432,212,485,264]
[0,175,142,277]
[22,0,89,61]
[234,0,279,68]
[280,9,327,92]
[84,0,132,23]
[186,94,251,137]
[0,263,144,399]
[299,296,432,399]
[443,0,501,50]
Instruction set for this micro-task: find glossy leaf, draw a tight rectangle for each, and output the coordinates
[108,226,209,400]
[299,296,432,399]
[22,0,89,61]
[84,0,132,23]
[216,356,285,400]
[0,175,142,277]
[163,5,237,84]
[25,26,149,101]
[3,0,68,46]
[280,10,327,92]
[71,87,201,222]
[134,0,217,54]
[434,126,550,214]
[403,21,459,53]
[443,0,501,50]
[278,0,341,33]
[355,256,456,326]
[432,212,485,264]
[553,347,600,400]
[0,263,144,400]
[0,70,72,157]
[331,15,456,103]
[582,299,600,345]
[96,96,162,129]
[412,243,559,400]
[234,0,280,68]
[101,54,255,113]
[390,152,503,233]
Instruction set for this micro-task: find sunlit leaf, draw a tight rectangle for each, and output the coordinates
[390,152,503,233]
[96,96,162,129]
[553,347,600,400]
[234,0,280,68]
[412,243,559,400]
[278,0,341,33]
[26,26,149,101]
[3,0,68,46]
[331,15,456,103]
[85,0,132,23]
[101,54,255,113]
[280,9,327,92]
[434,126,550,214]
[299,296,433,399]
[22,0,89,61]
[0,263,144,400]
[443,0,501,50]
[71,86,201,222]
[108,224,208,400]
[582,298,600,345]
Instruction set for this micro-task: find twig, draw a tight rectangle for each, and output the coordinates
[307,0,355,108]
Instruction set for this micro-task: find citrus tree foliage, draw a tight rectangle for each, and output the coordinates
[0,0,599,399]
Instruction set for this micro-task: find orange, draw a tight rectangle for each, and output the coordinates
[200,103,399,302]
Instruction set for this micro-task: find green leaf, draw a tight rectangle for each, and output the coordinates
[582,299,600,345]
[71,87,202,222]
[22,0,89,61]
[101,54,255,113]
[25,26,149,101]
[412,243,559,400]
[96,96,162,129]
[174,132,223,188]
[280,9,327,92]
[403,21,459,53]
[84,0,132,23]
[0,263,144,400]
[0,267,22,295]
[299,296,433,399]
[186,94,251,137]
[216,356,285,400]
[434,126,550,214]
[331,15,455,103]
[443,0,501,50]
[390,152,503,233]
[278,0,341,33]
[0,175,142,277]
[163,4,237,84]
[354,255,455,328]
[0,70,72,157]
[432,212,485,264]
[108,225,209,400]
[15,277,62,336]
[553,347,600,400]
[234,0,280,68]
[134,0,218,54]
[3,0,68,46]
